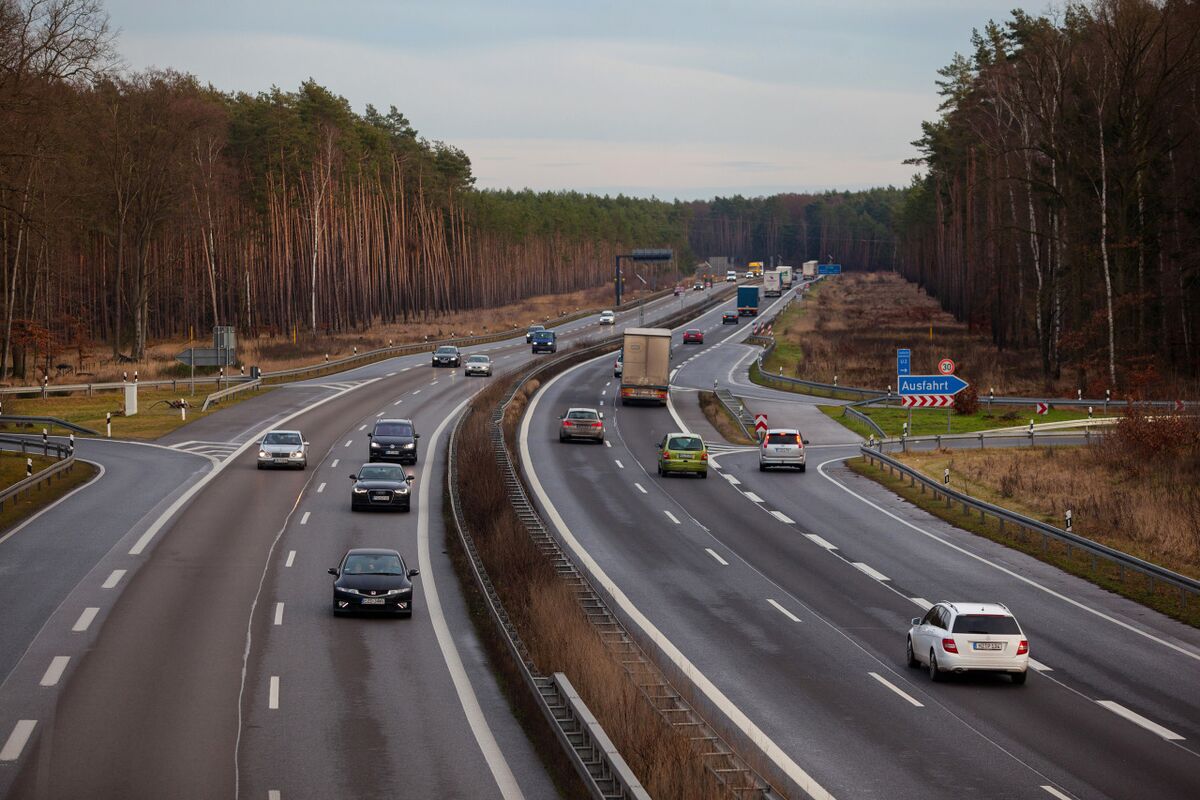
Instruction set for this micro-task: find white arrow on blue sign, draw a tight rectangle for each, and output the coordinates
[897,349,911,377]
[897,374,970,396]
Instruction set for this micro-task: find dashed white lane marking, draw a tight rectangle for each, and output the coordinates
[273,603,284,626]
[269,676,280,709]
[394,400,403,405]
[413,389,422,395]
[853,562,890,582]
[1097,700,1184,740]
[614,459,624,469]
[634,483,647,494]
[72,607,99,632]
[358,424,367,431]
[868,671,924,708]
[1041,786,1073,800]
[300,512,310,525]
[723,473,741,486]
[431,380,439,385]
[401,366,412,372]
[771,510,795,524]
[909,597,932,610]
[1028,658,1052,672]
[40,656,70,687]
[805,534,838,550]
[386,371,397,377]
[605,381,611,387]
[601,390,606,395]
[767,599,801,622]
[285,550,296,568]
[663,510,681,524]
[705,548,729,566]
[0,720,36,761]
[101,569,126,589]
[604,441,611,448]
[743,491,764,503]
[269,791,281,800]
[317,482,326,493]
[343,440,352,447]
[331,459,339,468]
[376,412,384,417]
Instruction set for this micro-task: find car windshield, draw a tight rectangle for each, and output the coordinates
[342,553,405,575]
[263,432,301,445]
[952,615,1022,635]
[357,465,406,481]
[467,355,489,363]
[567,410,598,420]
[533,332,554,341]
[767,433,801,445]
[436,347,457,355]
[668,436,704,451]
[374,422,413,437]
[528,326,544,332]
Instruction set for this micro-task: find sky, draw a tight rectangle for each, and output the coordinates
[105,1,1046,200]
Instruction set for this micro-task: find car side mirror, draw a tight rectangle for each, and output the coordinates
[803,439,810,445]
[367,432,373,438]
[303,441,310,446]
[599,413,604,420]
[328,568,339,576]
[407,568,420,578]
[349,474,357,480]
[406,475,415,484]
[911,618,921,626]
[414,433,421,439]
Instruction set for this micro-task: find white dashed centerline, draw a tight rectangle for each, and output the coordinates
[317,482,326,493]
[413,389,421,395]
[285,550,296,567]
[868,671,924,708]
[331,459,339,468]
[663,510,681,524]
[0,720,36,762]
[101,569,126,589]
[705,548,729,566]
[300,512,311,525]
[39,656,70,687]
[614,459,624,469]
[358,424,367,431]
[853,562,890,582]
[393,400,403,406]
[770,510,795,524]
[723,473,741,486]
[767,599,801,622]
[273,603,284,626]
[604,441,611,448]
[1028,658,1053,672]
[1041,786,1073,800]
[269,676,280,710]
[634,483,647,494]
[743,492,763,503]
[72,607,99,633]
[1097,700,1184,740]
[805,534,838,551]
[343,440,352,447]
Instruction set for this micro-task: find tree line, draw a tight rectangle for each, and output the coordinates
[898,0,1200,392]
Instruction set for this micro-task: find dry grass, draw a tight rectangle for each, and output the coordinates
[454,377,741,800]
[698,391,755,445]
[0,453,98,532]
[767,273,1199,398]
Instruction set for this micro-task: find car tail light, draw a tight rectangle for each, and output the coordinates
[662,451,670,459]
[591,422,603,428]
[700,452,708,461]
[942,638,958,653]
[1016,640,1028,655]
[562,420,570,427]
[795,435,804,446]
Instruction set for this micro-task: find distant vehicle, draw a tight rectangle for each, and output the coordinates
[657,433,708,478]
[745,271,755,279]
[704,280,713,289]
[464,354,493,376]
[620,328,671,406]
[725,270,738,282]
[907,602,1029,685]
[558,407,605,443]
[748,261,764,277]
[526,324,546,343]
[369,418,419,464]
[682,329,704,344]
[692,282,704,291]
[758,428,809,471]
[349,463,415,512]
[613,350,623,377]
[802,260,818,279]
[599,310,616,325]
[674,286,683,297]
[329,548,419,617]
[432,345,461,367]
[722,312,739,325]
[737,285,759,316]
[257,429,308,470]
[531,330,557,353]
[778,265,794,289]
[763,270,782,298]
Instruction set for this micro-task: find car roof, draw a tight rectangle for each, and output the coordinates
[601,310,614,314]
[436,344,459,350]
[264,429,302,435]
[664,431,702,439]
[345,547,402,557]
[566,407,599,414]
[765,428,801,435]
[940,602,1013,616]
[374,418,413,425]
[528,324,545,329]
[686,328,701,332]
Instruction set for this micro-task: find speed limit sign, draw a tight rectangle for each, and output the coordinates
[938,358,956,375]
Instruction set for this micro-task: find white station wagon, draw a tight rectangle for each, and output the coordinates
[908,602,1029,685]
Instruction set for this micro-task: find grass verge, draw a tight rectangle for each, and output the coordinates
[819,404,1100,438]
[747,359,862,401]
[698,391,755,445]
[0,453,99,533]
[847,453,1200,629]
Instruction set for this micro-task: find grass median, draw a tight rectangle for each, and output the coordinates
[819,404,1100,438]
[0,453,99,533]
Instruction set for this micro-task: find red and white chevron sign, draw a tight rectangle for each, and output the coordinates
[901,394,955,408]
[1036,402,1049,415]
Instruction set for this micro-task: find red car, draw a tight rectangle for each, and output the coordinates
[682,329,704,344]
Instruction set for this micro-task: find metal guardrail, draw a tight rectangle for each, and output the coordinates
[0,374,248,397]
[872,423,1114,453]
[714,388,757,440]
[0,415,99,435]
[860,445,1199,606]
[201,378,262,412]
[844,406,886,438]
[0,434,78,512]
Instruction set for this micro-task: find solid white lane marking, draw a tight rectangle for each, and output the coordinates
[853,562,890,582]
[634,483,647,494]
[909,597,932,610]
[0,460,105,548]
[767,599,801,622]
[1041,786,1073,800]
[40,656,70,687]
[817,456,1200,664]
[300,512,311,525]
[269,676,280,709]
[1028,658,1052,672]
[743,492,763,503]
[101,569,126,589]
[343,440,352,447]
[723,473,741,485]
[868,671,924,708]
[273,603,284,626]
[285,550,296,567]
[805,534,838,550]
[771,510,795,524]
[331,459,339,468]
[1097,700,1184,740]
[417,395,525,799]
[0,720,36,761]
[72,607,99,632]
[705,548,729,566]
[614,459,624,469]
[663,510,681,524]
[358,424,367,431]
[317,482,326,493]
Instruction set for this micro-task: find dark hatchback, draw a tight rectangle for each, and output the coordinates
[432,345,461,367]
[349,463,415,512]
[368,418,419,464]
[721,312,739,324]
[329,548,419,617]
[531,330,557,353]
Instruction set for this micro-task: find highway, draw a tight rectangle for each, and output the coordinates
[519,284,1200,799]
[0,286,717,800]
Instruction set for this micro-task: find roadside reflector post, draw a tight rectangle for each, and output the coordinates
[943,467,950,485]
[69,433,75,455]
[106,412,112,439]
[1065,509,1073,533]
[902,421,909,438]
[134,370,138,383]
[1077,388,1082,400]
[1088,406,1093,419]
[181,401,186,422]
[353,346,357,356]
[42,374,48,399]
[1029,419,1035,435]
[122,370,128,383]
[833,374,838,387]
[325,353,329,362]
[989,387,994,409]
[778,366,782,376]
[26,457,32,477]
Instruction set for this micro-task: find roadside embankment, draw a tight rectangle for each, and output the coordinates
[0,452,98,534]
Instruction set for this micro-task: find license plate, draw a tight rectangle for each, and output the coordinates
[273,458,288,463]
[387,450,398,455]
[361,598,385,605]
[371,493,389,501]
[973,642,1004,651]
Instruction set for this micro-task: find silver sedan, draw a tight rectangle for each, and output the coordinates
[464,354,493,376]
[257,429,309,469]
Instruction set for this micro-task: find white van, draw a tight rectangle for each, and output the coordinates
[725,270,738,282]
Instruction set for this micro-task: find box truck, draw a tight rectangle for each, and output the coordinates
[620,328,672,406]
[737,285,760,316]
[778,265,794,289]
[763,270,782,297]
[802,260,818,279]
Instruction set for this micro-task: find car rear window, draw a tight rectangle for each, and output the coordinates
[952,615,1021,635]
[668,436,703,451]
[567,411,598,420]
[374,422,413,437]
[766,433,801,445]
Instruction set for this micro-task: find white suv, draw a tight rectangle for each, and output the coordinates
[907,602,1029,685]
[599,310,615,325]
[759,428,808,471]
[725,270,738,282]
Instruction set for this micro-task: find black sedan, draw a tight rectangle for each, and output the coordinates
[349,463,415,511]
[722,312,739,324]
[432,345,461,367]
[329,548,419,616]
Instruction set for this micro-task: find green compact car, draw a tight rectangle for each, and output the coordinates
[657,433,708,478]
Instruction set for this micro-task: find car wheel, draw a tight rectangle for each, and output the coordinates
[256,463,264,470]
[799,464,806,473]
[403,504,412,513]
[929,651,944,682]
[332,603,344,617]
[700,470,708,479]
[657,464,664,477]
[758,463,766,472]
[906,638,918,668]
[1011,671,1028,686]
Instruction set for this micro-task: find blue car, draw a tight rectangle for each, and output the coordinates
[531,330,557,354]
